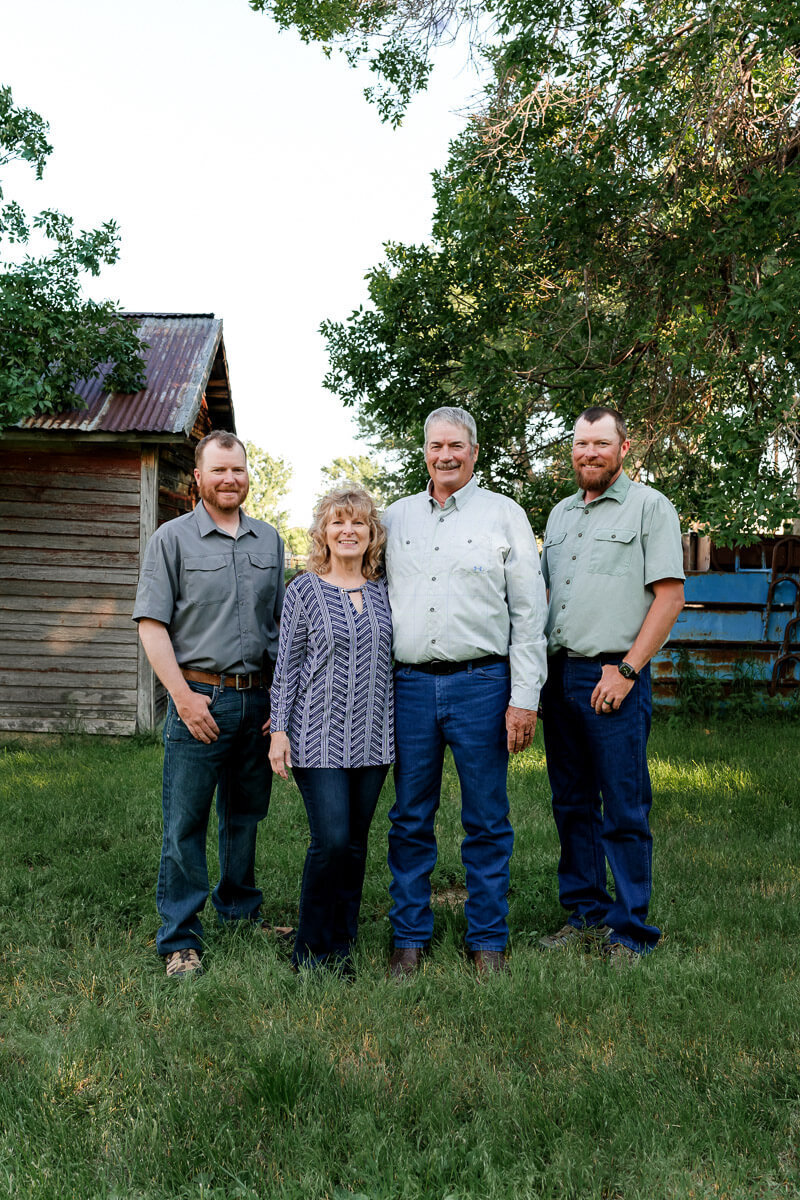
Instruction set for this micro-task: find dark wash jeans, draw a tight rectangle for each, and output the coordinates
[388,660,513,952]
[291,765,389,969]
[156,681,272,956]
[541,653,659,953]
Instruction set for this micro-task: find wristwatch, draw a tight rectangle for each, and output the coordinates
[618,661,638,681]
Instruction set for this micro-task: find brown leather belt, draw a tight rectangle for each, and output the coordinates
[181,667,264,690]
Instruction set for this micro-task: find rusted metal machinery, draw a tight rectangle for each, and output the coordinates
[651,535,800,706]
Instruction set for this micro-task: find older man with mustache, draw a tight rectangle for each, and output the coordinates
[382,406,548,976]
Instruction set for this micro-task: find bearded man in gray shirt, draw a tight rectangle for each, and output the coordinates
[133,431,284,978]
[383,406,548,977]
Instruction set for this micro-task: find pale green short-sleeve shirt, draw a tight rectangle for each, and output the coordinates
[541,472,684,658]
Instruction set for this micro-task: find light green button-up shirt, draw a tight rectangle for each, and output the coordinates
[541,472,684,658]
[383,476,548,710]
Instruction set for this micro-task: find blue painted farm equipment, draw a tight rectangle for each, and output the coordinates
[651,535,800,706]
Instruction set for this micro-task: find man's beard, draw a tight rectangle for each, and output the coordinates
[199,481,248,510]
[574,453,623,494]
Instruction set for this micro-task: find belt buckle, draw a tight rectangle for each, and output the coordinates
[234,672,252,691]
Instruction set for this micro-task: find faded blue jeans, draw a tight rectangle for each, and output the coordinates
[388,660,513,952]
[541,652,659,953]
[156,681,272,956]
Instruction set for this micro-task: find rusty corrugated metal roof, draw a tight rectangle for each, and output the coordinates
[17,313,231,436]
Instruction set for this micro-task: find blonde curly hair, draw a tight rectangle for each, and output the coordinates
[307,487,386,580]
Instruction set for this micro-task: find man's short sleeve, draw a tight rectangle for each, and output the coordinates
[642,492,685,586]
[132,529,179,625]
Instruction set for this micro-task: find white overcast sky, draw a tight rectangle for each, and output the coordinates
[3,0,480,523]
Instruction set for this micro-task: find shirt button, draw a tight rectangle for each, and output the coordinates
[431,638,437,644]
[566,579,570,584]
[431,576,436,581]
[561,604,566,609]
[434,546,439,551]
[611,534,617,539]
[572,555,577,560]
[467,539,472,543]
[429,607,435,612]
[556,627,561,633]
[578,533,583,538]
[439,518,444,523]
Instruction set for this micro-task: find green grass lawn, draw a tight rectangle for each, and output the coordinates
[1,718,798,1200]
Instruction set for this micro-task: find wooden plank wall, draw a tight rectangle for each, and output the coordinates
[0,443,141,735]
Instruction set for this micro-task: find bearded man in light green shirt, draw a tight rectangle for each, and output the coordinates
[539,407,685,965]
[383,406,548,977]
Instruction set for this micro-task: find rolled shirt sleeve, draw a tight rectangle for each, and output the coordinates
[503,502,549,710]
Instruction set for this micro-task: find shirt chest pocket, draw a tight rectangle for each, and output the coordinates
[248,551,278,601]
[542,531,567,578]
[588,528,637,577]
[387,536,422,581]
[183,555,229,605]
[452,533,506,586]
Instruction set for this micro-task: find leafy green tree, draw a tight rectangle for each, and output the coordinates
[244,440,293,531]
[318,2,800,541]
[0,86,145,428]
[246,0,479,126]
[319,452,398,509]
[284,525,311,558]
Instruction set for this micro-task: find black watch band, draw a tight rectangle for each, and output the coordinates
[618,661,638,681]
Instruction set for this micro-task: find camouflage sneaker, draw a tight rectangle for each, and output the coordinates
[165,948,204,978]
[603,941,641,968]
[538,923,611,950]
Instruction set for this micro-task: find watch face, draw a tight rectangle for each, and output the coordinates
[618,662,636,680]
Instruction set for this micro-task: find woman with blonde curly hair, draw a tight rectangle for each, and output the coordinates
[269,487,394,973]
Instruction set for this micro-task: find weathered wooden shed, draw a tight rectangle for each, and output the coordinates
[0,313,235,735]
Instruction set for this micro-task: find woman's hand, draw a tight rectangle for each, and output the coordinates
[268,730,293,779]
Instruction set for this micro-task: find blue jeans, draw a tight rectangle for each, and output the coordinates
[292,765,389,969]
[156,682,272,955]
[541,653,659,953]
[388,661,513,952]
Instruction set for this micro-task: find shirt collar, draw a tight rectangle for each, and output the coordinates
[566,470,632,510]
[194,500,254,537]
[426,473,478,512]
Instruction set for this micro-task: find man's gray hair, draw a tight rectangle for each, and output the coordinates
[423,406,478,448]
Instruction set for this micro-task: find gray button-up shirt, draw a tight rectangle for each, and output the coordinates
[383,476,548,710]
[133,501,285,674]
[541,472,684,657]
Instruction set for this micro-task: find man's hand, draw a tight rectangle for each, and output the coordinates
[590,664,634,715]
[176,690,220,743]
[269,730,292,779]
[505,705,537,754]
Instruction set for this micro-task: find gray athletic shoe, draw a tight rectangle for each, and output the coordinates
[602,941,641,968]
[538,923,611,950]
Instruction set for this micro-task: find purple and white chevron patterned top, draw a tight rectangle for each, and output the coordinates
[270,572,395,768]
